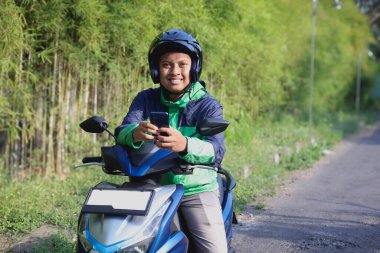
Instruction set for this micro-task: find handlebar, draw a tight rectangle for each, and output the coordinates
[73,156,104,169]
[82,156,103,163]
[179,164,218,171]
[74,162,105,169]
[174,164,218,175]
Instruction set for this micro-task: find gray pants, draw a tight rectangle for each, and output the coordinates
[178,190,228,253]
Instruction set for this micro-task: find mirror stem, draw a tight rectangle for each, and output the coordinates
[105,128,115,139]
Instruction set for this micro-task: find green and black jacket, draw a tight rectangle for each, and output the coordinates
[115,81,226,196]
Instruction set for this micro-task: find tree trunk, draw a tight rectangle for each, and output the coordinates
[55,58,64,176]
[83,56,90,119]
[7,140,14,179]
[63,69,72,174]
[36,91,44,172]
[18,51,23,173]
[106,72,112,120]
[93,65,98,151]
[41,83,48,175]
[46,34,59,176]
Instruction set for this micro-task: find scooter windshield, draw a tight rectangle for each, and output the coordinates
[101,143,179,177]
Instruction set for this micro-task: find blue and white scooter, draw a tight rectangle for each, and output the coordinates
[75,116,237,253]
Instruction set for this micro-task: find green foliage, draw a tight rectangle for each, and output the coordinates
[0,0,378,246]
[0,168,125,236]
[0,0,377,176]
[32,233,75,253]
[281,146,321,171]
[223,111,374,212]
[255,202,265,210]
[0,111,375,252]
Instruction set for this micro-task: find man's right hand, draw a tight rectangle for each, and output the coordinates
[132,121,158,142]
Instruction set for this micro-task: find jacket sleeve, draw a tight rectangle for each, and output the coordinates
[179,102,226,167]
[115,92,145,149]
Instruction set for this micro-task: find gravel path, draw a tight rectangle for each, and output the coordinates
[232,123,380,253]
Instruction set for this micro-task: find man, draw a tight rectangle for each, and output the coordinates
[116,29,227,253]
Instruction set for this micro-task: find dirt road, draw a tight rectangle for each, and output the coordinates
[232,123,380,253]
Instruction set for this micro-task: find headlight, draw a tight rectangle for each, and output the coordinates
[116,243,146,253]
[78,200,171,253]
[117,200,171,253]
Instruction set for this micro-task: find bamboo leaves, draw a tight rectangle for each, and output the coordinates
[0,0,375,178]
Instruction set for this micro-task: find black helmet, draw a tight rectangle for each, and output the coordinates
[148,29,203,84]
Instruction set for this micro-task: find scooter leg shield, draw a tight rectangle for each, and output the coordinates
[155,231,188,253]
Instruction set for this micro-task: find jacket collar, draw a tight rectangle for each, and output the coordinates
[160,81,206,108]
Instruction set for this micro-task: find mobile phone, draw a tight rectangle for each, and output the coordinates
[150,112,169,136]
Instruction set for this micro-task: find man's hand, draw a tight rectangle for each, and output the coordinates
[155,127,187,153]
[132,121,158,142]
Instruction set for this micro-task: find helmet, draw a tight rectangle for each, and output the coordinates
[148,29,203,84]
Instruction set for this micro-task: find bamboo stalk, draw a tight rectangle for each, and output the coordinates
[55,57,64,175]
[46,34,59,176]
[106,72,112,119]
[17,50,23,178]
[63,69,72,174]
[12,127,19,180]
[42,86,47,175]
[8,140,14,179]
[83,56,90,119]
[93,64,98,152]
[36,91,44,173]
[26,51,33,176]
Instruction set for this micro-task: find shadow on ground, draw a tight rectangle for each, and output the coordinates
[4,225,74,253]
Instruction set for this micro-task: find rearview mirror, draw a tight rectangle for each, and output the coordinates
[80,116,109,133]
[196,118,229,136]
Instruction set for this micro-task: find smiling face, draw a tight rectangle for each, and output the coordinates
[159,52,192,100]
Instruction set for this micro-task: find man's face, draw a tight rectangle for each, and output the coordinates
[159,52,191,95]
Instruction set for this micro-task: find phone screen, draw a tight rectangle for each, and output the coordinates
[150,112,169,135]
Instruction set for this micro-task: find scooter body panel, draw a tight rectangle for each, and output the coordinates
[222,190,234,242]
[79,184,186,252]
[155,231,189,253]
[77,117,235,253]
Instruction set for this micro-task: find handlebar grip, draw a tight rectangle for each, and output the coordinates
[82,156,103,163]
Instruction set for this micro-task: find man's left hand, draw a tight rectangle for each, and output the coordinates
[155,127,187,153]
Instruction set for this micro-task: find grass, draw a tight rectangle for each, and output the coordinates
[0,169,126,251]
[223,111,376,211]
[0,169,125,236]
[255,202,266,210]
[32,233,75,253]
[0,111,377,252]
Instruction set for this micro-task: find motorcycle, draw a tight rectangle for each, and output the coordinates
[75,116,237,253]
